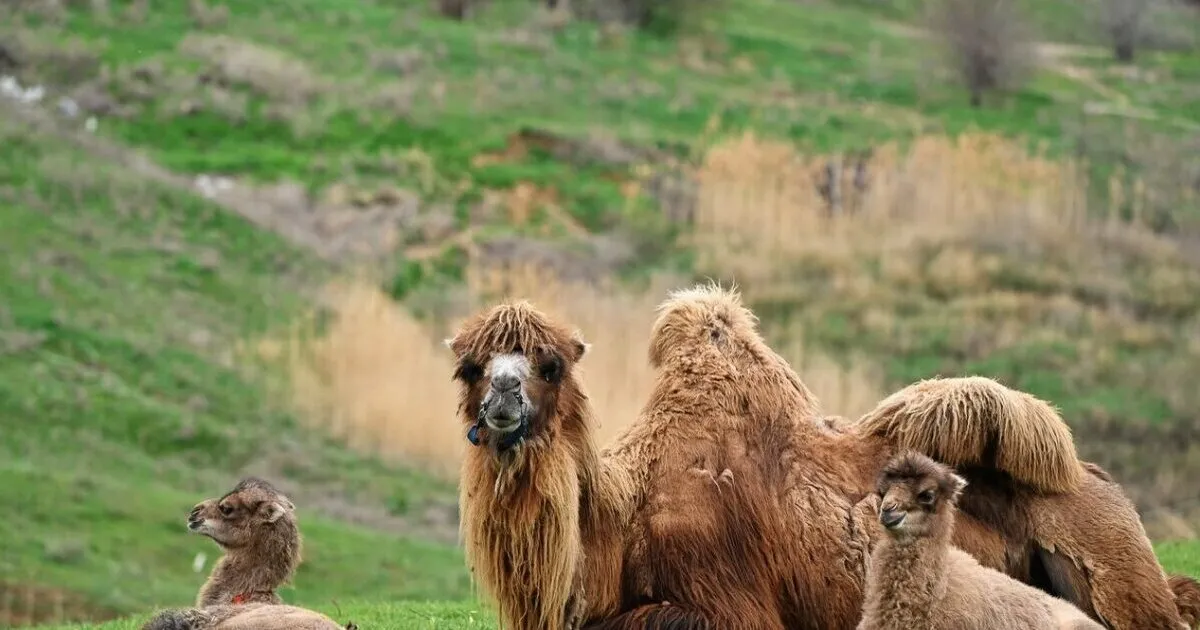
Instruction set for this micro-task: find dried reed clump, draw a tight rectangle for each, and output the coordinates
[247,256,888,479]
[693,131,1088,282]
[248,278,465,479]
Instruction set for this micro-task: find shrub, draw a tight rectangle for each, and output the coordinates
[927,0,1036,108]
[1101,0,1151,61]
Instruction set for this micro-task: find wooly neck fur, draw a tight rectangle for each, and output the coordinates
[197,522,300,607]
[866,514,954,628]
[449,302,627,630]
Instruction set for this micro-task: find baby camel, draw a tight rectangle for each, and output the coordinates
[142,477,354,630]
[858,452,1105,630]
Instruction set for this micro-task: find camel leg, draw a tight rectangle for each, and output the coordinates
[583,604,714,630]
[1029,468,1185,630]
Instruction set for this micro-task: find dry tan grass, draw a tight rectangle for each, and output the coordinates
[247,131,1200,486]
[692,132,1091,286]
[247,276,465,478]
[247,255,887,479]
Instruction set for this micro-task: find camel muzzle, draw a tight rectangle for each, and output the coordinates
[187,505,205,531]
[482,390,526,433]
[468,390,530,451]
[880,509,906,530]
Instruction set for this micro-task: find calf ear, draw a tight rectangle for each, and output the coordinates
[947,473,968,502]
[261,501,291,523]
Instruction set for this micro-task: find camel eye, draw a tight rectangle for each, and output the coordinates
[917,490,935,505]
[219,504,235,517]
[537,354,564,383]
[456,360,484,385]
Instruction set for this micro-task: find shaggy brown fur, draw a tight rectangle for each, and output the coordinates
[856,376,1083,494]
[857,452,1104,630]
[450,284,1198,630]
[1170,575,1200,629]
[447,301,634,630]
[858,379,1195,628]
[140,478,353,630]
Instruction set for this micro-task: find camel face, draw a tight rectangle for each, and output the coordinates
[479,352,537,437]
[187,477,296,549]
[875,452,966,540]
[446,301,589,454]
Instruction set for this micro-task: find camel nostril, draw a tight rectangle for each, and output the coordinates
[491,374,520,393]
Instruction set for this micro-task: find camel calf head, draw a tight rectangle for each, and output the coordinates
[188,477,296,551]
[875,452,967,541]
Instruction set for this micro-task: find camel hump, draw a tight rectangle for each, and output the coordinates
[647,282,762,368]
[856,376,1084,494]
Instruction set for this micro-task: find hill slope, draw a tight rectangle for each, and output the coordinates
[1,0,1199,625]
[0,105,469,625]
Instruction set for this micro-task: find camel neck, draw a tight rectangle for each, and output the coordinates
[867,517,953,628]
[196,533,298,607]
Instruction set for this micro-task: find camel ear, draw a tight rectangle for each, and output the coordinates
[571,331,590,362]
[261,501,290,523]
[442,336,457,353]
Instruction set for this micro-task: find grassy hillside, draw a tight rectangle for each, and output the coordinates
[0,104,469,624]
[1,0,1198,626]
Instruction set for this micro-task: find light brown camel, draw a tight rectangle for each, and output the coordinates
[857,451,1104,630]
[445,284,1199,630]
[141,478,354,630]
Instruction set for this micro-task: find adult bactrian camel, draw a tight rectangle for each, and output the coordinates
[446,284,1200,630]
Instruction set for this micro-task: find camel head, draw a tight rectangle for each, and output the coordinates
[874,452,966,540]
[445,300,591,458]
[188,477,298,550]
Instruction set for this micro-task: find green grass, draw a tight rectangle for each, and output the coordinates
[26,540,1200,629]
[24,537,1200,629]
[0,108,469,622]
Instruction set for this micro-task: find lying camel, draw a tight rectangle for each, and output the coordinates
[858,451,1103,630]
[141,478,354,630]
[446,284,1199,630]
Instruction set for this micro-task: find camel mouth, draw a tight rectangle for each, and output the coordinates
[485,414,524,433]
[480,391,530,433]
[880,510,907,530]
